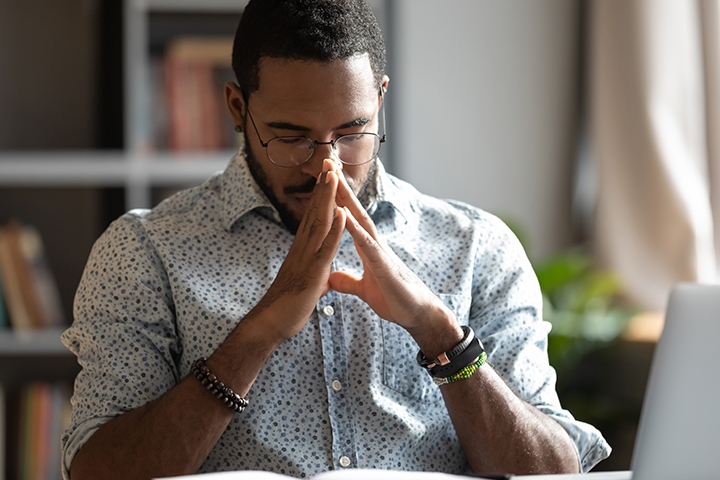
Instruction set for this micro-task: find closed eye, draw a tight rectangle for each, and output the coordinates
[275,137,309,145]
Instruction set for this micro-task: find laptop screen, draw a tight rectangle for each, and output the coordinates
[630,283,720,480]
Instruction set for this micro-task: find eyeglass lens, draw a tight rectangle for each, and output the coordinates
[267,134,381,167]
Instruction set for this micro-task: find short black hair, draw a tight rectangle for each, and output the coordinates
[231,0,386,100]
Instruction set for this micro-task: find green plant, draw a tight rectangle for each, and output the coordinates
[535,249,637,383]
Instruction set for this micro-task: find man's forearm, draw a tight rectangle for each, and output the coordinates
[70,313,283,480]
[441,365,580,475]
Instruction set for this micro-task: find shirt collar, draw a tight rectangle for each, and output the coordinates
[221,150,276,231]
[369,161,414,224]
[220,151,414,231]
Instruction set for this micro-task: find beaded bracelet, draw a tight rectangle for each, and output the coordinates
[191,357,249,413]
[432,351,488,386]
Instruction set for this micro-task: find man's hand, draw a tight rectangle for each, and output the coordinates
[254,161,347,343]
[329,170,463,357]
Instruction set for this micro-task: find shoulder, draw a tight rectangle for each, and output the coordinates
[97,172,224,243]
[386,173,521,248]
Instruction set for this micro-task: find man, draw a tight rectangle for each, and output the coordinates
[61,1,610,479]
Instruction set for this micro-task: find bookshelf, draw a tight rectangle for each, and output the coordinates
[0,1,390,476]
[0,329,78,388]
[0,329,78,480]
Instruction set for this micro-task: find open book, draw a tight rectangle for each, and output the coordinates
[158,469,471,480]
[157,470,630,480]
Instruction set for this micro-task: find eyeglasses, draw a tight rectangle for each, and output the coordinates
[245,93,386,168]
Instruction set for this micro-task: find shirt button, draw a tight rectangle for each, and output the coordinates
[339,456,351,467]
[331,380,342,391]
[322,305,335,316]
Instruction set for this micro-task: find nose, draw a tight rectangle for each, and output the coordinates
[299,141,337,177]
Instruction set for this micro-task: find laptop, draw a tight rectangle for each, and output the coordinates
[512,283,719,480]
[629,282,720,480]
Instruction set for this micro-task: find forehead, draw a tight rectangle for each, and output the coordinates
[251,55,378,117]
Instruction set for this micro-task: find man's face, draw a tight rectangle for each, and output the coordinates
[226,54,387,233]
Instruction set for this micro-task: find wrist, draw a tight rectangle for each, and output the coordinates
[246,298,304,346]
[208,311,286,394]
[418,326,485,381]
[406,302,464,361]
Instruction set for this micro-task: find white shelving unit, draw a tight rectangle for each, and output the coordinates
[0,328,70,357]
[123,0,248,209]
[0,151,231,188]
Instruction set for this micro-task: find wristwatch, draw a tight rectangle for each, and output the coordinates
[416,325,485,378]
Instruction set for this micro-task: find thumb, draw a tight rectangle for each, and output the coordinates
[328,271,364,298]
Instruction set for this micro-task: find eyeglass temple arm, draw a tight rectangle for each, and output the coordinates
[379,86,387,143]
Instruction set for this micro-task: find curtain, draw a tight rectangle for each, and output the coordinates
[589,0,720,311]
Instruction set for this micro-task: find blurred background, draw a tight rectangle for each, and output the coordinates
[1,0,719,478]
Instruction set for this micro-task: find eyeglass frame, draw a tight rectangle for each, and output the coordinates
[243,88,387,168]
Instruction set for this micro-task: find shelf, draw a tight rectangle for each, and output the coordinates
[0,151,127,187]
[0,328,71,357]
[0,151,233,187]
[0,328,80,390]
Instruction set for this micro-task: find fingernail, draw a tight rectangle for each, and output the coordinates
[316,172,322,184]
[325,171,332,184]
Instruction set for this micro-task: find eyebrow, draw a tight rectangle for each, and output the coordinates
[265,116,373,132]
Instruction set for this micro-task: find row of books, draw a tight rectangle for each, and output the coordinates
[9,382,72,480]
[0,221,64,330]
[144,35,240,152]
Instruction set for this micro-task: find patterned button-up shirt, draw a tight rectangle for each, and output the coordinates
[61,153,611,479]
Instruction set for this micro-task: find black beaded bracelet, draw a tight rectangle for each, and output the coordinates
[191,358,249,414]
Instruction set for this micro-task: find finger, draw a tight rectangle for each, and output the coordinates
[316,203,347,263]
[317,208,347,298]
[335,174,380,240]
[298,170,340,247]
[322,157,342,174]
[328,270,363,297]
[343,207,390,273]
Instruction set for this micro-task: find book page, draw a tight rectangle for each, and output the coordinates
[157,469,468,480]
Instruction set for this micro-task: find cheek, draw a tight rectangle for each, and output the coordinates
[342,171,362,195]
[342,164,373,195]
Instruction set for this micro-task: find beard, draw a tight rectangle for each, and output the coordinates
[242,133,378,235]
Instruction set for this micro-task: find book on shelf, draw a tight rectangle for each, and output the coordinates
[0,220,64,330]
[15,382,71,480]
[153,35,238,153]
[0,384,5,480]
[0,273,8,329]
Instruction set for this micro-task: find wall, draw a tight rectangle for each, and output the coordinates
[392,0,581,260]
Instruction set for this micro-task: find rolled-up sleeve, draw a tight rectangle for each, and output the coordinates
[467,214,611,472]
[60,212,182,480]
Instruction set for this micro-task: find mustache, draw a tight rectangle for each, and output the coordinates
[283,177,317,195]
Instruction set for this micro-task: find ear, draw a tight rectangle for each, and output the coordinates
[379,75,390,105]
[224,82,247,131]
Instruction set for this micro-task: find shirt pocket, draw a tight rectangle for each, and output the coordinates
[381,293,471,403]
